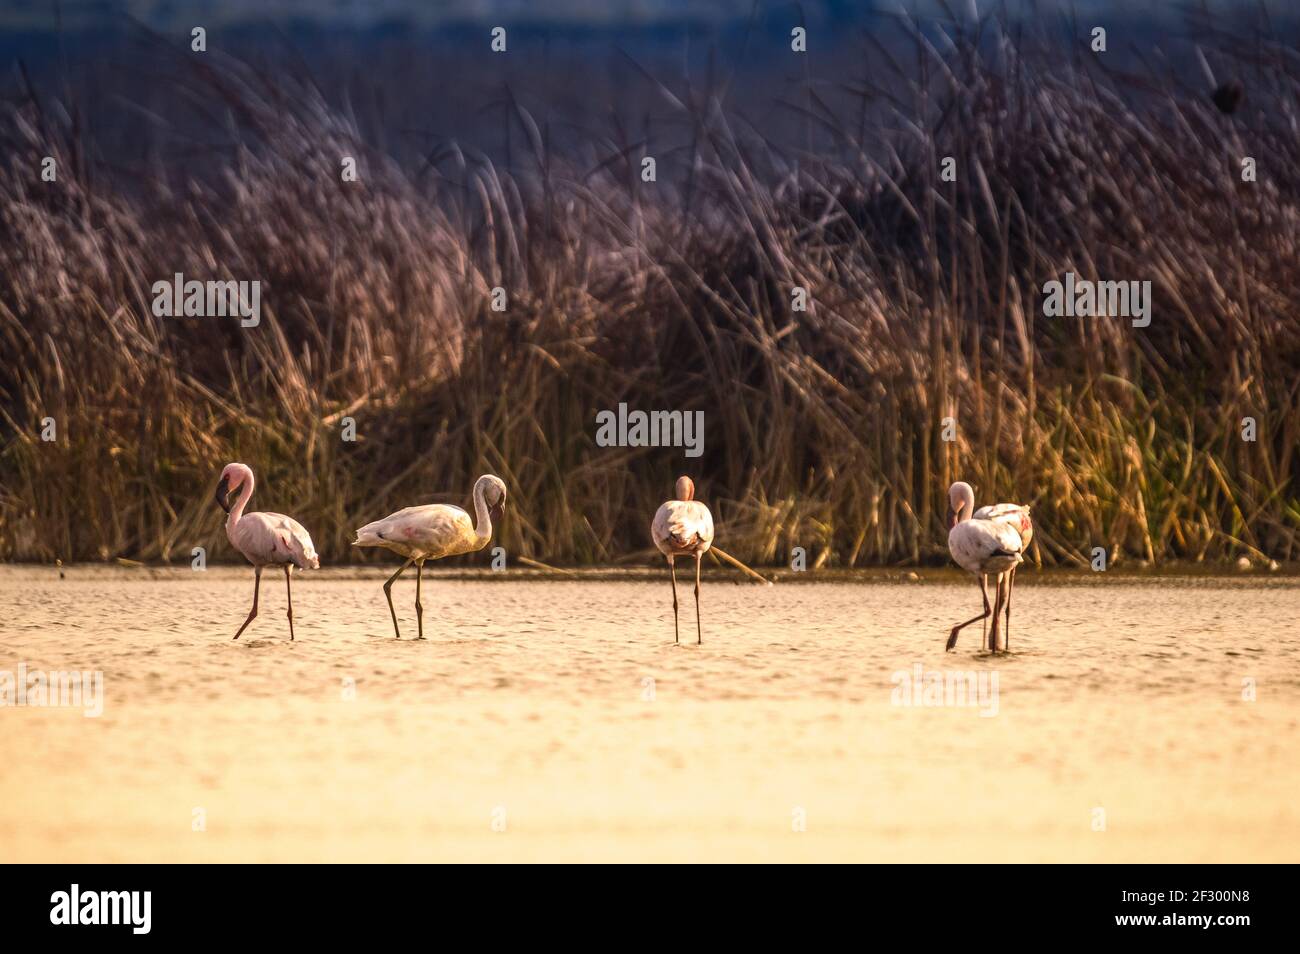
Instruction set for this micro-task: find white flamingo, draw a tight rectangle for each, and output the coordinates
[651,476,715,644]
[973,499,1034,649]
[352,474,507,639]
[945,481,1032,653]
[214,462,320,641]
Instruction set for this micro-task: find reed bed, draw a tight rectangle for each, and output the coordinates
[0,17,1296,567]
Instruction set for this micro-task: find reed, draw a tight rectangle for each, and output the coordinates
[0,16,1296,567]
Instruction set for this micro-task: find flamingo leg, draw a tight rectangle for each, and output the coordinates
[284,565,295,641]
[383,558,414,639]
[694,552,702,645]
[1004,566,1015,651]
[233,566,262,640]
[691,553,702,649]
[414,560,425,640]
[668,556,679,643]
[989,574,1008,653]
[945,573,991,652]
[985,573,1003,651]
[981,578,989,651]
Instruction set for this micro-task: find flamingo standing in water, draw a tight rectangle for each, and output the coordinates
[651,476,715,644]
[352,474,507,639]
[214,462,320,640]
[973,499,1034,650]
[945,481,1032,653]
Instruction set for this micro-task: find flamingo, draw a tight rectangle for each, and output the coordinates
[651,476,715,644]
[214,462,320,641]
[973,499,1033,650]
[945,481,1031,653]
[352,474,507,639]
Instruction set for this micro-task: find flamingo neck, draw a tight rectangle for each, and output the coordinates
[957,484,976,522]
[472,482,493,545]
[227,472,255,530]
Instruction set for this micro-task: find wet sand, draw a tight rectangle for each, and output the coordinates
[1,566,1297,862]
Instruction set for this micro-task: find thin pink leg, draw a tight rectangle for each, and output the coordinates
[669,556,679,644]
[989,575,1008,653]
[284,565,295,641]
[694,553,702,645]
[946,574,992,651]
[233,566,262,640]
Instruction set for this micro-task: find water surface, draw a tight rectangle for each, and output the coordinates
[1,567,1296,861]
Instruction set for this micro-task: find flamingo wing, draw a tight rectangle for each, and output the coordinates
[652,500,714,555]
[231,511,319,569]
[948,518,1024,575]
[973,502,1033,548]
[263,512,320,569]
[354,504,475,559]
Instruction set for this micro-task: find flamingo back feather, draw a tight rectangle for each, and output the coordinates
[652,499,715,556]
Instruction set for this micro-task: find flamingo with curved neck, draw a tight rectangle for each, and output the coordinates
[214,462,319,640]
[944,480,1032,653]
[352,474,508,639]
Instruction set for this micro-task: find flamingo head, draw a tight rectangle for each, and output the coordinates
[946,481,975,529]
[215,462,253,514]
[674,476,695,501]
[476,474,508,526]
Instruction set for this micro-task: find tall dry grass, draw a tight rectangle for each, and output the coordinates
[0,17,1297,567]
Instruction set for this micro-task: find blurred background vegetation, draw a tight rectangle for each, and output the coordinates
[0,3,1296,567]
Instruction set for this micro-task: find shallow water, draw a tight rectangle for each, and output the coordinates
[1,566,1297,861]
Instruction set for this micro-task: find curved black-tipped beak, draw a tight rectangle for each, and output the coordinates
[489,500,505,526]
[215,476,231,514]
[946,507,958,530]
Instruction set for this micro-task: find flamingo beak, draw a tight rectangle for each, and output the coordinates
[214,476,231,514]
[946,506,958,530]
[490,499,505,526]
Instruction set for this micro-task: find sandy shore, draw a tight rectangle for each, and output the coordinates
[1,566,1297,862]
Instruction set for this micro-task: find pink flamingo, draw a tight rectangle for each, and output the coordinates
[945,481,1032,653]
[352,475,507,639]
[214,463,320,640]
[973,500,1034,650]
[651,476,715,644]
